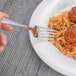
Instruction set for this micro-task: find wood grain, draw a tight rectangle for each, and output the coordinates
[0,0,64,76]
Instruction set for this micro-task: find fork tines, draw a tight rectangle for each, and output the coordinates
[37,26,57,41]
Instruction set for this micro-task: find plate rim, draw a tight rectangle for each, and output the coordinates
[29,0,76,76]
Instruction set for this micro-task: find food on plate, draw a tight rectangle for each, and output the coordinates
[64,26,76,43]
[48,6,76,59]
[31,26,38,38]
[69,7,76,22]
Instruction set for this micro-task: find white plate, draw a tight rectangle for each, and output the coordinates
[29,0,76,76]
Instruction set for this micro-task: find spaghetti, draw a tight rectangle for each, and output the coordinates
[48,9,76,59]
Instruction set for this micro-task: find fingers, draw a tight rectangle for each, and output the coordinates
[0,15,3,29]
[0,12,14,32]
[0,32,6,52]
[2,24,14,32]
[0,32,6,46]
[0,46,4,52]
[0,12,9,18]
[0,12,10,24]
[0,12,10,29]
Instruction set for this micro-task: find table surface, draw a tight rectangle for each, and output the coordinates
[0,0,64,76]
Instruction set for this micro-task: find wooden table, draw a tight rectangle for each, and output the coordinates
[0,0,64,76]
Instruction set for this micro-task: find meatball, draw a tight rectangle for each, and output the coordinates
[64,26,76,43]
[69,7,76,22]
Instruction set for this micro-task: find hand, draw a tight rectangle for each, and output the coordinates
[0,12,14,52]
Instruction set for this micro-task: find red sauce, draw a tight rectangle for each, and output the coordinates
[64,44,72,50]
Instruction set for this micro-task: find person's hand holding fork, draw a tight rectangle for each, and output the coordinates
[0,12,14,52]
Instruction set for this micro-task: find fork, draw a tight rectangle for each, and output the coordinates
[2,18,57,41]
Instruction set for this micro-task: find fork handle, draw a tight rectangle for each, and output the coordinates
[2,18,30,29]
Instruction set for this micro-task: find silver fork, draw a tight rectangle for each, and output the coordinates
[2,18,57,41]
